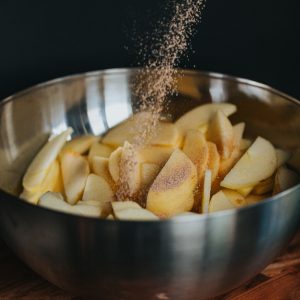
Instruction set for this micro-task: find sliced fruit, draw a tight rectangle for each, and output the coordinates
[252,177,274,195]
[141,163,161,187]
[88,142,114,165]
[146,149,197,217]
[102,112,181,147]
[221,137,277,189]
[218,123,245,178]
[59,135,99,159]
[20,159,60,204]
[183,130,208,184]
[39,192,102,217]
[201,169,212,214]
[114,207,159,221]
[138,146,174,165]
[175,103,237,135]
[20,189,42,205]
[117,142,141,198]
[209,191,235,213]
[236,186,253,197]
[273,166,300,194]
[92,156,115,187]
[207,142,220,183]
[111,200,141,212]
[23,127,73,191]
[209,189,245,213]
[182,130,209,211]
[82,174,114,217]
[222,189,247,207]
[108,147,122,182]
[275,148,291,168]
[206,110,234,159]
[61,151,90,204]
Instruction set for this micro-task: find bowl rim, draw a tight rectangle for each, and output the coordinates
[0,67,299,222]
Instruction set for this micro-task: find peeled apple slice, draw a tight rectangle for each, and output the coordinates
[61,151,90,204]
[147,149,197,218]
[206,110,234,159]
[201,169,212,214]
[82,174,114,217]
[20,159,60,204]
[59,135,99,159]
[175,103,237,135]
[221,137,277,189]
[39,192,102,217]
[23,127,73,191]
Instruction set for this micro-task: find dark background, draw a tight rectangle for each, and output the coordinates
[0,0,299,100]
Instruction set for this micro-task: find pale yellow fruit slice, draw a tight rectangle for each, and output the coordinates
[273,166,300,194]
[88,142,114,166]
[218,123,245,178]
[39,192,102,217]
[59,135,100,159]
[183,130,209,211]
[61,152,90,204]
[207,142,220,183]
[221,137,277,189]
[111,201,141,212]
[222,189,247,207]
[275,148,291,168]
[23,127,73,191]
[209,189,245,212]
[138,146,174,165]
[102,112,181,147]
[209,191,235,212]
[114,207,159,221]
[20,159,60,204]
[146,149,197,218]
[236,186,253,197]
[108,147,122,182]
[118,142,141,197]
[183,130,208,185]
[175,103,236,135]
[82,174,114,217]
[201,169,212,214]
[141,163,161,187]
[92,156,115,187]
[207,110,234,160]
[252,177,274,195]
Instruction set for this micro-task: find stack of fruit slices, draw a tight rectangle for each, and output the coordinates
[20,103,300,220]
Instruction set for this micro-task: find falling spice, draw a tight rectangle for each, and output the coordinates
[116,0,206,202]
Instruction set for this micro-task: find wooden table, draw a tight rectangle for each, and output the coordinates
[1,231,300,300]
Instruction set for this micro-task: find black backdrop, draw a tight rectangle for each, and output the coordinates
[0,0,299,100]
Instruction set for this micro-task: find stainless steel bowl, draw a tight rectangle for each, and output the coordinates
[0,69,299,299]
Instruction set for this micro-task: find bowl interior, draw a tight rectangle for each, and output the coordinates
[0,69,299,196]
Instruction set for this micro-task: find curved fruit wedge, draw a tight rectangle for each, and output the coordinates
[221,137,277,189]
[175,103,236,135]
[61,151,90,204]
[207,110,234,159]
[23,127,73,191]
[147,149,197,217]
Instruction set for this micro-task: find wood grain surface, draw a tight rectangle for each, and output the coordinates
[0,231,300,300]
